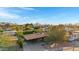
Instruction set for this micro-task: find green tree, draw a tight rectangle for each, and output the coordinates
[24,24,34,30]
[16,31,24,48]
[0,29,3,32]
[44,29,67,45]
[33,25,44,33]
[23,24,34,34]
[16,26,24,48]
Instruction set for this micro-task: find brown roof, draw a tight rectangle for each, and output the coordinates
[24,33,47,40]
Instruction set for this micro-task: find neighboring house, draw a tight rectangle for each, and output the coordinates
[3,29,16,36]
[42,25,49,32]
[69,31,79,41]
[65,27,74,32]
[24,33,47,41]
[42,27,48,32]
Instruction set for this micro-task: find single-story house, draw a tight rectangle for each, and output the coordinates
[69,31,79,41]
[24,33,47,41]
[3,29,16,36]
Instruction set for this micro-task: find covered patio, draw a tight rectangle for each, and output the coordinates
[23,33,47,41]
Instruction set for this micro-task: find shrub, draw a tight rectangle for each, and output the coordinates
[44,30,67,44]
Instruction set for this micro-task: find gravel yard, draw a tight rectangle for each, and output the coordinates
[23,41,63,51]
[23,40,79,51]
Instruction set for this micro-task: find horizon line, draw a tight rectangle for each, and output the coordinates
[0,22,79,25]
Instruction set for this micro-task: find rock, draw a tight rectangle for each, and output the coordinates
[50,43,58,48]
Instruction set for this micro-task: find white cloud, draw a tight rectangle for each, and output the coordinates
[0,12,20,20]
[0,7,36,20]
[19,7,35,11]
[0,11,32,24]
[0,7,38,24]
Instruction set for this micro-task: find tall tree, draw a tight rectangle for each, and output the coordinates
[44,28,67,44]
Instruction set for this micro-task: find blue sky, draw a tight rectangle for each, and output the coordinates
[0,7,79,24]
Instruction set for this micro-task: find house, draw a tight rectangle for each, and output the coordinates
[2,28,17,36]
[69,31,79,41]
[24,33,47,41]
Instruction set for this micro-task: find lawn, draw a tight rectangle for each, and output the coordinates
[0,32,18,48]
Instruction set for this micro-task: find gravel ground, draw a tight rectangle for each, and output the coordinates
[23,41,63,51]
[23,40,79,51]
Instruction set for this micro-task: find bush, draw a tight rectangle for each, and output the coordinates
[0,29,3,32]
[23,30,34,34]
[16,31,24,48]
[44,30,67,44]
[17,37,23,48]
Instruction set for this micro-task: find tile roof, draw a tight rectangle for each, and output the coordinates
[24,33,47,40]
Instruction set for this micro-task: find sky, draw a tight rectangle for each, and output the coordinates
[0,7,79,24]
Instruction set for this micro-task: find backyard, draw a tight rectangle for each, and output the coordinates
[23,40,79,51]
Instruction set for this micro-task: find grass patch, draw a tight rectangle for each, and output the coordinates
[0,32,18,47]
